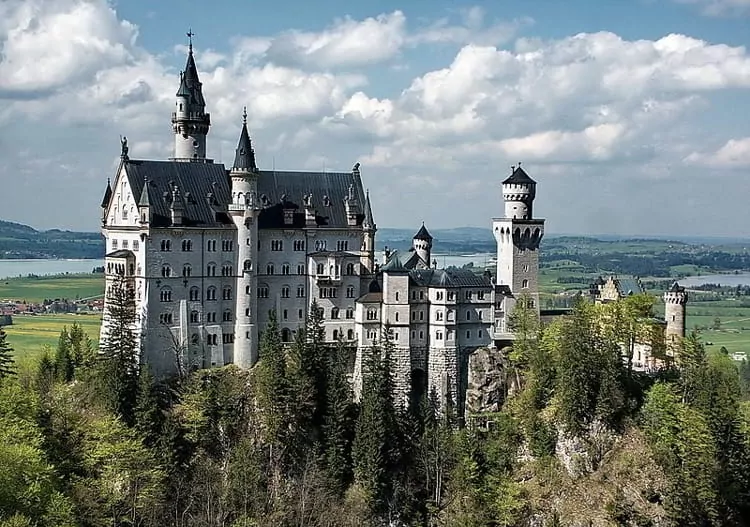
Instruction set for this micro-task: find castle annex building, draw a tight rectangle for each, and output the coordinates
[100,41,688,415]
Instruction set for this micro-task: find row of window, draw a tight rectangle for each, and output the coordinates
[262,262,359,276]
[269,240,350,252]
[158,239,234,252]
[162,286,233,302]
[410,289,487,301]
[110,239,139,251]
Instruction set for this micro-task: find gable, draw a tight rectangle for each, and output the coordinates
[105,163,140,228]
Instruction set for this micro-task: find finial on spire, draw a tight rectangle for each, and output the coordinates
[187,28,194,51]
[518,161,522,167]
[242,106,247,125]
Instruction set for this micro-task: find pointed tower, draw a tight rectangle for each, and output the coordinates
[492,163,545,341]
[361,186,376,274]
[171,32,211,161]
[412,222,433,266]
[229,107,260,368]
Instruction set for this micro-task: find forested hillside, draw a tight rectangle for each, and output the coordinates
[2,279,750,526]
[0,220,102,259]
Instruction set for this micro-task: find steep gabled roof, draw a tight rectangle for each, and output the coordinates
[363,190,375,229]
[668,281,685,293]
[122,159,232,228]
[502,165,536,185]
[256,170,366,229]
[381,252,408,273]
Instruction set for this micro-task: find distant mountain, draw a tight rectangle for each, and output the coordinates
[0,219,103,259]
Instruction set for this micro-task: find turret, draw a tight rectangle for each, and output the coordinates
[412,222,433,266]
[664,282,688,352]
[229,108,260,369]
[138,177,151,225]
[345,166,361,226]
[100,178,112,224]
[502,163,536,219]
[361,188,376,273]
[171,32,211,161]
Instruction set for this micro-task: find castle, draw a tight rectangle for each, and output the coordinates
[99,41,687,415]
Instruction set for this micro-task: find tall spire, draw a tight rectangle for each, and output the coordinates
[232,106,257,171]
[363,189,375,230]
[172,30,211,160]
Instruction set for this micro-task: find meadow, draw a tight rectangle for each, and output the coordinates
[0,273,103,303]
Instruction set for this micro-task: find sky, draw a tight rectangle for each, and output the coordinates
[1,0,749,236]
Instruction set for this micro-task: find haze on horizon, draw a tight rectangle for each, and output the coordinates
[1,0,749,237]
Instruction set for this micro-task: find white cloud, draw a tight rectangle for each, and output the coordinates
[0,0,137,95]
[684,138,750,168]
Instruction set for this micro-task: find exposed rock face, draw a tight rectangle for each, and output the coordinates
[556,419,618,478]
[466,347,505,415]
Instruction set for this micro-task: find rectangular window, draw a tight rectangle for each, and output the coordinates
[294,240,305,251]
[122,240,129,249]
[336,240,349,251]
[112,239,118,249]
[132,240,139,250]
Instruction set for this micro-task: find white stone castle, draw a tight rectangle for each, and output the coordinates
[100,42,686,415]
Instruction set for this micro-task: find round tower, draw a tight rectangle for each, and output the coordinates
[171,36,211,161]
[229,108,260,368]
[412,222,433,266]
[502,163,536,219]
[663,282,688,350]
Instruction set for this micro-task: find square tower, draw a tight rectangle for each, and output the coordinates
[492,164,545,341]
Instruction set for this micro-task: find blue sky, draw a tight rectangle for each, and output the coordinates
[1,0,749,236]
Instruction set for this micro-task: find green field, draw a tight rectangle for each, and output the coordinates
[4,313,102,366]
[0,273,104,303]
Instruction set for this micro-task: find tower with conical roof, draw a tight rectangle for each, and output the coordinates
[229,107,260,368]
[412,222,433,268]
[492,163,545,340]
[171,31,211,161]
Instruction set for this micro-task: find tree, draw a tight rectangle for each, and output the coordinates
[352,329,400,520]
[322,338,356,491]
[98,274,140,426]
[53,327,74,383]
[0,327,15,380]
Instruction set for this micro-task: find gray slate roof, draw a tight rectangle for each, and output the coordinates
[614,276,645,297]
[256,170,366,229]
[381,252,408,273]
[232,117,257,172]
[409,267,493,288]
[503,165,536,185]
[413,223,432,241]
[123,159,232,228]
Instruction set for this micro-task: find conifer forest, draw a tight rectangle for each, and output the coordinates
[3,280,750,526]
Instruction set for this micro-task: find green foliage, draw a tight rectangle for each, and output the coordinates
[0,327,15,379]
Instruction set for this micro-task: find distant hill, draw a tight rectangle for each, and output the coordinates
[0,220,103,259]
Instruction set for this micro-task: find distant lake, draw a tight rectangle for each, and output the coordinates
[0,259,104,280]
[679,273,750,288]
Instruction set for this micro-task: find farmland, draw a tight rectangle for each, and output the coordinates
[0,273,103,303]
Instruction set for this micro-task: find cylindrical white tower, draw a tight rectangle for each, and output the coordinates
[412,223,433,266]
[502,164,536,219]
[664,282,688,352]
[171,42,211,161]
[229,110,260,368]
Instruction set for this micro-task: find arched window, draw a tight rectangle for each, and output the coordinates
[267,263,275,275]
[346,263,355,275]
[207,263,216,276]
[189,287,200,301]
[347,329,354,340]
[333,329,339,340]
[160,239,171,252]
[346,286,355,298]
[182,264,192,277]
[160,288,172,302]
[281,286,290,298]
[395,312,399,322]
[206,286,217,301]
[316,263,324,275]
[223,309,232,322]
[297,264,305,275]
[222,264,233,276]
[223,286,232,300]
[331,307,340,319]
[367,309,377,321]
[161,265,172,278]
[522,279,529,288]
[282,263,290,275]
[190,310,200,323]
[281,328,292,343]
[243,259,252,272]
[182,239,193,252]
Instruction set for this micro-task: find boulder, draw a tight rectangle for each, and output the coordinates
[466,347,505,415]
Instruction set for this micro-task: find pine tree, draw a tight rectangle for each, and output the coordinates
[322,339,356,491]
[256,311,289,455]
[35,349,55,397]
[0,326,15,379]
[99,274,140,425]
[53,327,74,383]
